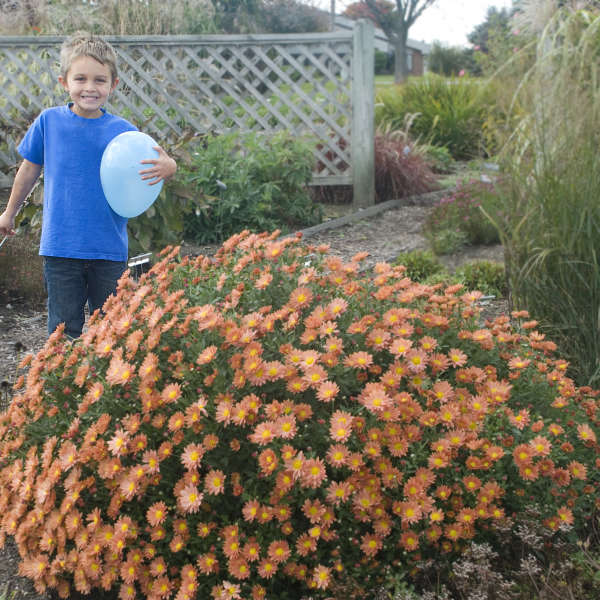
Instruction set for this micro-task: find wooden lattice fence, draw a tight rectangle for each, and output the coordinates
[0,22,374,206]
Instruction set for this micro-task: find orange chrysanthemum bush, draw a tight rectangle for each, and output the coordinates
[0,231,599,600]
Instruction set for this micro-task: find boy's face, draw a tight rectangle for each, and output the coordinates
[59,56,118,119]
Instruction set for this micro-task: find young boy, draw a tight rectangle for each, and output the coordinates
[0,31,176,338]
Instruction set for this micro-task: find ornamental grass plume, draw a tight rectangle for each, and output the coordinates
[0,231,599,599]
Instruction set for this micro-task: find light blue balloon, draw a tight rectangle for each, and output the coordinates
[100,131,164,218]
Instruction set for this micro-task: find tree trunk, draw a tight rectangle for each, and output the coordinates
[393,32,409,84]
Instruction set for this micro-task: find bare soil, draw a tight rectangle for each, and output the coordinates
[0,191,506,599]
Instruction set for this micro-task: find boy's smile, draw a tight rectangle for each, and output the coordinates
[59,56,118,119]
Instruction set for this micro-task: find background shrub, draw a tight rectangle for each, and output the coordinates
[424,179,502,254]
[426,228,469,256]
[394,249,444,281]
[455,260,507,298]
[422,144,455,174]
[0,233,598,600]
[394,252,507,299]
[427,42,480,77]
[164,130,320,245]
[375,74,496,160]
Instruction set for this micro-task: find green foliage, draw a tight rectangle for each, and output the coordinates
[0,0,218,35]
[175,131,321,244]
[210,0,262,32]
[394,249,444,281]
[468,5,535,79]
[1,233,598,599]
[428,228,469,256]
[257,0,329,33]
[423,144,455,174]
[395,251,507,299]
[496,6,600,386]
[424,179,502,254]
[375,74,496,160]
[127,187,196,256]
[455,260,507,298]
[375,49,394,75]
[427,43,480,77]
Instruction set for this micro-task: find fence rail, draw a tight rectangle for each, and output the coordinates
[0,23,374,206]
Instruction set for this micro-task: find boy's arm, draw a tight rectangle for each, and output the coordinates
[0,159,42,236]
[139,146,177,186]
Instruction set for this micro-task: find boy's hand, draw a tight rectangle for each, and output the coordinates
[0,211,16,237]
[139,146,177,186]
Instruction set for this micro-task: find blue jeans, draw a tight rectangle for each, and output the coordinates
[43,256,127,338]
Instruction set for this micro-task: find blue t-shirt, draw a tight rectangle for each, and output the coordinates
[18,104,137,261]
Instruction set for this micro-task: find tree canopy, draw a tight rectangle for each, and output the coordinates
[343,0,438,83]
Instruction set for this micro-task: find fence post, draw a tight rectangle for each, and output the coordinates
[352,19,375,209]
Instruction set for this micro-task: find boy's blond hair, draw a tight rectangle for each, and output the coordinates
[60,31,119,83]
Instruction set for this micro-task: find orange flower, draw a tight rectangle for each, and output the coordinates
[462,475,482,493]
[529,435,552,457]
[147,502,168,527]
[390,338,413,356]
[387,436,409,458]
[197,521,216,538]
[508,356,531,370]
[181,443,205,470]
[228,557,250,580]
[288,286,313,310]
[519,463,539,481]
[107,430,129,458]
[557,505,574,525]
[161,382,182,404]
[360,384,392,413]
[448,348,468,367]
[258,449,279,475]
[568,460,587,480]
[301,458,327,488]
[396,500,422,525]
[366,328,390,349]
[344,351,373,369]
[267,540,291,563]
[312,565,331,590]
[223,537,242,559]
[326,444,349,468]
[577,424,596,443]
[167,412,185,432]
[205,469,226,495]
[317,381,340,403]
[399,530,420,551]
[303,365,328,387]
[360,533,382,557]
[508,409,530,430]
[257,558,277,579]
[177,484,203,513]
[513,444,533,467]
[243,540,261,563]
[249,422,276,446]
[58,440,78,470]
[324,336,344,354]
[326,481,351,505]
[197,552,218,575]
[106,353,135,386]
[406,349,428,372]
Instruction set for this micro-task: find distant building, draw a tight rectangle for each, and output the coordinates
[333,15,430,76]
